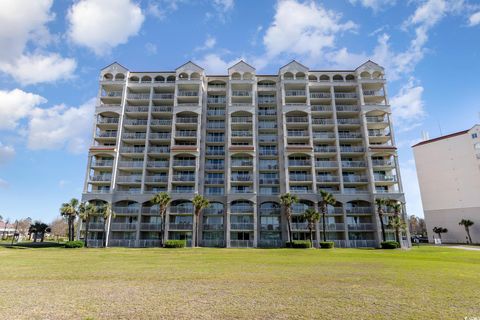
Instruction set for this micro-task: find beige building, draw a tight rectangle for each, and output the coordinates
[81,60,410,248]
[413,125,480,243]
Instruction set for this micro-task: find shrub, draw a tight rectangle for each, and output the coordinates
[165,240,186,248]
[64,241,85,248]
[319,241,334,249]
[380,241,399,249]
[13,242,64,248]
[286,240,311,248]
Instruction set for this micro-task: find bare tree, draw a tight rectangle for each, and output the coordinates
[50,217,68,242]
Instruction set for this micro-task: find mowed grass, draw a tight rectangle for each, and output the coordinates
[0,246,479,320]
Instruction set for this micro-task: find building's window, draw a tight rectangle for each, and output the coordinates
[472,133,478,139]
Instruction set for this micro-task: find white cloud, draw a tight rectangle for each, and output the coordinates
[213,0,234,12]
[349,0,396,12]
[263,0,357,62]
[390,78,426,131]
[468,11,480,26]
[67,0,145,55]
[195,35,217,51]
[145,42,158,55]
[0,89,47,130]
[28,98,96,154]
[0,0,54,63]
[0,178,8,189]
[196,54,241,74]
[0,54,76,86]
[0,142,16,164]
[147,0,186,20]
[0,0,76,85]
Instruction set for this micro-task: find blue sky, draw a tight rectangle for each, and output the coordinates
[0,0,479,223]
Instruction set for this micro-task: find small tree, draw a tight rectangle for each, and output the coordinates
[459,219,474,244]
[79,202,99,247]
[1,217,9,240]
[303,208,320,248]
[375,198,389,242]
[29,221,50,242]
[432,227,448,240]
[319,190,336,242]
[151,192,171,247]
[50,217,68,243]
[60,198,80,241]
[388,201,406,246]
[280,193,299,243]
[98,203,115,247]
[17,218,32,239]
[192,194,209,247]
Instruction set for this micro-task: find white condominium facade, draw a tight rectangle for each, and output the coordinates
[413,125,480,244]
[81,60,408,248]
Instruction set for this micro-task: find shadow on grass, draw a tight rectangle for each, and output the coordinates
[3,242,65,249]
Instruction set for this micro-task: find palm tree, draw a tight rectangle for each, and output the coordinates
[29,221,50,242]
[319,190,336,242]
[459,219,474,244]
[192,194,209,247]
[151,192,171,247]
[388,201,406,246]
[60,198,80,241]
[375,198,389,242]
[432,226,448,240]
[79,202,99,247]
[303,208,320,248]
[280,193,299,243]
[98,203,115,247]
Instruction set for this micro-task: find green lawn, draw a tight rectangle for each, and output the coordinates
[0,246,479,320]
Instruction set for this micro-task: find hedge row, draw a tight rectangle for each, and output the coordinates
[165,240,186,248]
[64,241,85,248]
[380,241,400,249]
[286,241,312,248]
[319,241,334,249]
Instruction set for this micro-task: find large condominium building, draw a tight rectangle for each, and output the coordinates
[81,60,409,248]
[413,125,480,244]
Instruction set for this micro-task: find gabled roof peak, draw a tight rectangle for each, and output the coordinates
[101,61,128,72]
[228,60,255,71]
[176,60,204,71]
[279,60,309,73]
[356,60,383,70]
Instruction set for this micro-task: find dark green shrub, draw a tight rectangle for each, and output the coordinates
[286,240,311,248]
[64,241,85,248]
[13,242,64,248]
[380,241,399,249]
[319,241,334,249]
[165,240,186,248]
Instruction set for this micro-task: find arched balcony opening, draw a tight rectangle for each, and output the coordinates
[360,71,371,79]
[230,200,254,214]
[332,74,344,82]
[372,71,383,79]
[231,72,241,80]
[345,74,355,81]
[308,75,318,82]
[296,72,306,80]
[114,73,125,81]
[154,75,165,83]
[319,75,330,82]
[243,72,253,80]
[103,73,113,80]
[190,72,201,80]
[166,75,176,83]
[178,72,189,80]
[129,76,139,83]
[141,76,152,83]
[284,72,294,80]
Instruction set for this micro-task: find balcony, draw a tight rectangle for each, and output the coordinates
[316,175,339,183]
[288,160,311,166]
[229,240,254,248]
[127,93,150,100]
[176,131,197,137]
[149,133,171,140]
[319,223,345,231]
[289,174,312,181]
[338,132,362,139]
[152,106,172,112]
[101,91,123,98]
[346,207,371,214]
[314,146,336,153]
[258,97,276,104]
[144,176,168,183]
[207,97,227,104]
[205,178,224,185]
[147,160,169,168]
[172,175,195,182]
[152,93,174,99]
[341,161,366,168]
[117,161,143,168]
[347,223,375,231]
[176,117,198,124]
[98,118,119,124]
[259,178,279,184]
[206,149,224,156]
[337,119,361,125]
[312,119,334,125]
[116,175,142,183]
[310,92,331,99]
[311,105,333,112]
[140,223,162,231]
[90,175,112,182]
[231,131,253,137]
[91,160,114,167]
[343,175,369,183]
[123,132,146,140]
[231,175,253,182]
[340,146,365,153]
[205,163,224,170]
[287,131,309,137]
[315,161,338,168]
[121,147,145,153]
[336,105,360,112]
[123,119,148,126]
[374,175,397,182]
[203,224,224,231]
[230,223,254,230]
[150,119,172,126]
[231,117,253,123]
[173,160,196,167]
[110,223,137,231]
[372,160,394,167]
[177,91,198,97]
[207,110,226,116]
[335,93,357,99]
[125,106,149,113]
[259,150,278,156]
[148,147,170,154]
[286,116,308,123]
[313,132,336,139]
[113,207,140,214]
[231,90,252,97]
[169,223,193,230]
[285,90,306,97]
[231,206,254,214]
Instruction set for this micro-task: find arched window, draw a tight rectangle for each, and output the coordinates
[345,74,355,81]
[231,72,241,80]
[332,74,344,82]
[154,75,165,82]
[141,76,152,83]
[319,75,330,82]
[190,72,200,80]
[308,75,318,82]
[284,72,294,80]
[296,72,306,80]
[129,76,139,82]
[166,75,175,83]
[114,73,125,81]
[243,72,253,80]
[360,71,371,79]
[103,73,113,80]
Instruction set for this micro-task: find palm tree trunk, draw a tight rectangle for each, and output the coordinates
[395,227,401,247]
[196,213,201,247]
[84,218,90,248]
[103,221,107,247]
[309,227,313,248]
[286,209,292,243]
[466,227,472,244]
[379,214,386,242]
[160,207,164,247]
[322,205,327,242]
